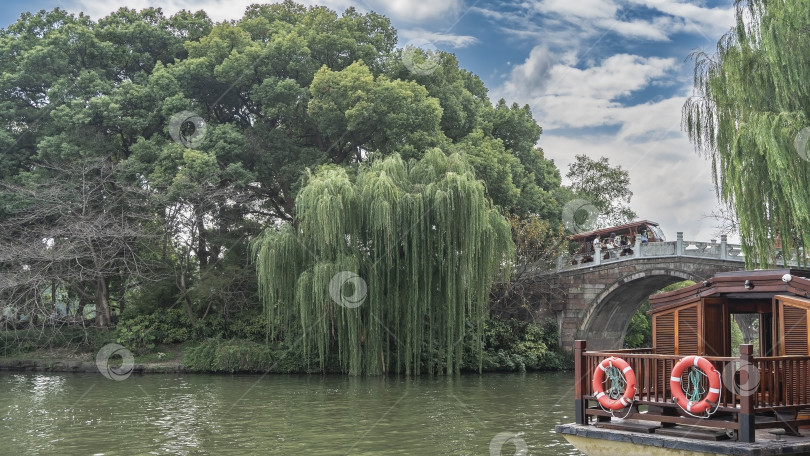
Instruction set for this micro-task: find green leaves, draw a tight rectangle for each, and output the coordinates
[308,61,444,160]
[253,151,515,375]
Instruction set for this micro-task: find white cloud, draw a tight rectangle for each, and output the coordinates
[627,0,736,39]
[540,132,722,241]
[476,0,736,46]
[498,46,557,99]
[399,29,479,48]
[613,96,684,141]
[549,54,676,100]
[496,43,728,240]
[533,0,619,20]
[597,17,670,41]
[362,0,464,22]
[496,50,677,129]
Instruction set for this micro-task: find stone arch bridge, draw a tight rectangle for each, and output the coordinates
[540,233,757,351]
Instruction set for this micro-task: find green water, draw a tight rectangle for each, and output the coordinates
[0,371,582,455]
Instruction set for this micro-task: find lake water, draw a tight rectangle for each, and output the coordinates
[0,371,583,455]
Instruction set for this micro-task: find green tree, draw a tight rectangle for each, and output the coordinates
[683,0,810,267]
[0,2,562,350]
[482,100,561,219]
[308,61,445,161]
[565,154,636,229]
[623,301,652,349]
[252,150,514,375]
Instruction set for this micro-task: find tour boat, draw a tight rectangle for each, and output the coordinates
[567,220,666,265]
[556,268,810,455]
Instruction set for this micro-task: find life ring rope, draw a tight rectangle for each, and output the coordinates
[592,356,636,417]
[670,355,722,418]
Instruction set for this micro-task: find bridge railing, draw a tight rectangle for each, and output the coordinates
[556,232,773,271]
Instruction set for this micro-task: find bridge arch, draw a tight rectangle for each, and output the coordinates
[576,268,709,350]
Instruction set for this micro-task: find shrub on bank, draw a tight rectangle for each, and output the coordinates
[0,326,117,357]
[184,338,274,373]
[465,317,572,372]
[115,308,191,354]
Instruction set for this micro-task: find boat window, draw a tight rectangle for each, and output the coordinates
[730,313,759,357]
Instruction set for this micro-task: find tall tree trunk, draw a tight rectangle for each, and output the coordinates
[196,209,208,270]
[95,277,112,328]
[51,280,57,314]
[117,278,126,316]
[75,298,86,322]
[179,272,197,326]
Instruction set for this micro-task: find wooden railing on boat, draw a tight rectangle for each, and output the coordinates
[574,340,810,442]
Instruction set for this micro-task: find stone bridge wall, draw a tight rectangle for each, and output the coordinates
[551,257,744,351]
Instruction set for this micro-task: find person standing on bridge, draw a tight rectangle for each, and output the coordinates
[593,236,600,252]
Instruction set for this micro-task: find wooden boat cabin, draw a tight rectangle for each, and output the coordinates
[572,269,810,443]
[648,269,810,358]
[568,220,665,263]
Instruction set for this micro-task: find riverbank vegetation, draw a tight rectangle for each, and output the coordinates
[0,2,643,374]
[1,315,571,373]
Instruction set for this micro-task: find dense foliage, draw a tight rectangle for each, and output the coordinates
[0,2,576,373]
[683,0,810,266]
[253,151,514,375]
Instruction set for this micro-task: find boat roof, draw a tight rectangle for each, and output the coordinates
[649,268,810,313]
[568,220,659,241]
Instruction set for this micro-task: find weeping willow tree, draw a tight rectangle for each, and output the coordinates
[683,0,810,267]
[252,149,514,375]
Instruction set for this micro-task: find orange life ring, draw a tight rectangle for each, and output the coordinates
[670,355,722,415]
[592,357,636,410]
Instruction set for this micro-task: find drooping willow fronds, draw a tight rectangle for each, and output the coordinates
[252,149,514,375]
[683,0,810,267]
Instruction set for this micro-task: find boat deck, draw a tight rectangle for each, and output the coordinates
[556,421,810,455]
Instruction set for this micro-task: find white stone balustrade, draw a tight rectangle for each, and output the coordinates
[555,232,791,272]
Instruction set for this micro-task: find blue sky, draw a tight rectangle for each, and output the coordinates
[0,0,738,242]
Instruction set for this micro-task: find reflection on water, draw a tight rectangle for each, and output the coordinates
[0,371,583,455]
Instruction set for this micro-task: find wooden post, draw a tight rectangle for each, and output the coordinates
[739,344,756,442]
[575,340,587,425]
